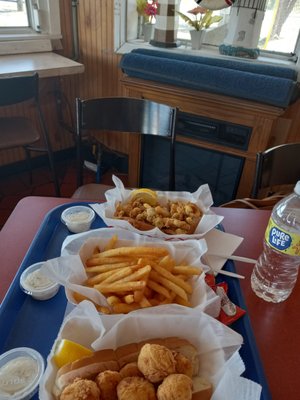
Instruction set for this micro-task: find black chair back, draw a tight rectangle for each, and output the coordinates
[76,97,177,190]
[0,73,39,106]
[0,73,60,196]
[251,142,300,198]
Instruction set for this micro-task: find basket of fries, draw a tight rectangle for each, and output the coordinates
[41,228,220,316]
[91,175,224,239]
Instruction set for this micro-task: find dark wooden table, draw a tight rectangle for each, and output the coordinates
[1,196,299,400]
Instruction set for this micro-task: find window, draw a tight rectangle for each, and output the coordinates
[0,0,61,54]
[178,0,300,58]
[0,1,29,28]
[117,0,299,64]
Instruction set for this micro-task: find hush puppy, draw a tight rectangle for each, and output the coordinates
[157,374,193,400]
[60,378,100,400]
[119,362,143,379]
[137,344,176,383]
[117,376,156,400]
[173,352,193,378]
[95,370,122,400]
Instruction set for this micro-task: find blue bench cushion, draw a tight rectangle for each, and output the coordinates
[120,49,299,108]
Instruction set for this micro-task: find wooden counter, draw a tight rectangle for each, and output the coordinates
[0,52,84,78]
[121,76,288,198]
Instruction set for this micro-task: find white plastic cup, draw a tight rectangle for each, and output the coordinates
[20,262,60,301]
[0,347,44,400]
[61,205,96,233]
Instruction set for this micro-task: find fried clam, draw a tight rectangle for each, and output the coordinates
[114,197,202,235]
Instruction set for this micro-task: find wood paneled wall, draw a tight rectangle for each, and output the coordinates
[58,0,128,159]
[0,0,299,168]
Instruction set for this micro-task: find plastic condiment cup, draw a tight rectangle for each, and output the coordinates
[20,262,60,301]
[61,205,96,233]
[0,347,44,400]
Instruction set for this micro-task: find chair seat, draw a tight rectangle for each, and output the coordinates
[71,183,114,201]
[0,117,40,149]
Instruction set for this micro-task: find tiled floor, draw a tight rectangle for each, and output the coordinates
[0,157,127,229]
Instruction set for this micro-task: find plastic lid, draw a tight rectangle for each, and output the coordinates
[294,181,300,196]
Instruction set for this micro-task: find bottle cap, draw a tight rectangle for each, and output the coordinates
[294,181,300,196]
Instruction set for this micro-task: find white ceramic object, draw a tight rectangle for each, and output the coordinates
[61,205,95,233]
[0,347,44,400]
[20,262,60,301]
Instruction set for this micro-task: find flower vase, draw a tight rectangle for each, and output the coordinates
[190,30,204,50]
[137,15,144,39]
[143,23,154,42]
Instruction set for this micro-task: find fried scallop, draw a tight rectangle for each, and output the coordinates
[157,374,193,400]
[95,370,122,400]
[60,378,100,400]
[137,344,176,383]
[117,376,156,400]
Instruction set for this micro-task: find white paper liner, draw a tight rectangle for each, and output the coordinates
[40,228,221,316]
[91,175,224,240]
[39,301,262,400]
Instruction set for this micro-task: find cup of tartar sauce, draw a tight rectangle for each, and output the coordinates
[0,347,44,400]
[61,205,96,233]
[20,262,60,301]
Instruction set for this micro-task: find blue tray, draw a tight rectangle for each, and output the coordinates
[0,202,271,400]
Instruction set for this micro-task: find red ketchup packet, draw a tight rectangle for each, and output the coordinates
[205,274,246,325]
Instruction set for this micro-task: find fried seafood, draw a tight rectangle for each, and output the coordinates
[114,198,202,235]
[117,376,157,400]
[172,352,193,378]
[60,378,100,400]
[137,344,176,383]
[119,362,143,379]
[157,374,193,400]
[95,370,122,400]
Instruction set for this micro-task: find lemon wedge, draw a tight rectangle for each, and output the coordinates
[52,339,93,368]
[130,188,158,206]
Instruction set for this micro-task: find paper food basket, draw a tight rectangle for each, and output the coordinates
[39,301,262,400]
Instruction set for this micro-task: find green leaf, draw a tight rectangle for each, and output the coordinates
[176,11,198,30]
[136,0,148,17]
[177,9,223,31]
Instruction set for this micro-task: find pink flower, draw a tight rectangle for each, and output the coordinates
[188,6,207,16]
[144,1,158,18]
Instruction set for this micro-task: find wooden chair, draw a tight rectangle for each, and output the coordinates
[0,73,60,196]
[72,97,177,200]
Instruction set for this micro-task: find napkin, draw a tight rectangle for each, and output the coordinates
[41,227,221,316]
[39,301,262,400]
[204,228,244,274]
[91,175,224,239]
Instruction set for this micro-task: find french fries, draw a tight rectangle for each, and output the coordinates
[73,236,203,314]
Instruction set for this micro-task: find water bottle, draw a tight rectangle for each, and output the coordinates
[251,181,300,303]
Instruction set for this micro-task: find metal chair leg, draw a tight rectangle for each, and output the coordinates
[24,147,33,186]
[37,104,61,197]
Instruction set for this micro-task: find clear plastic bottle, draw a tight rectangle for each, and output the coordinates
[251,181,300,303]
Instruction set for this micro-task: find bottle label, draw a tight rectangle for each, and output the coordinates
[265,218,300,256]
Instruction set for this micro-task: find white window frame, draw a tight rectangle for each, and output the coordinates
[114,0,300,74]
[0,0,62,55]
